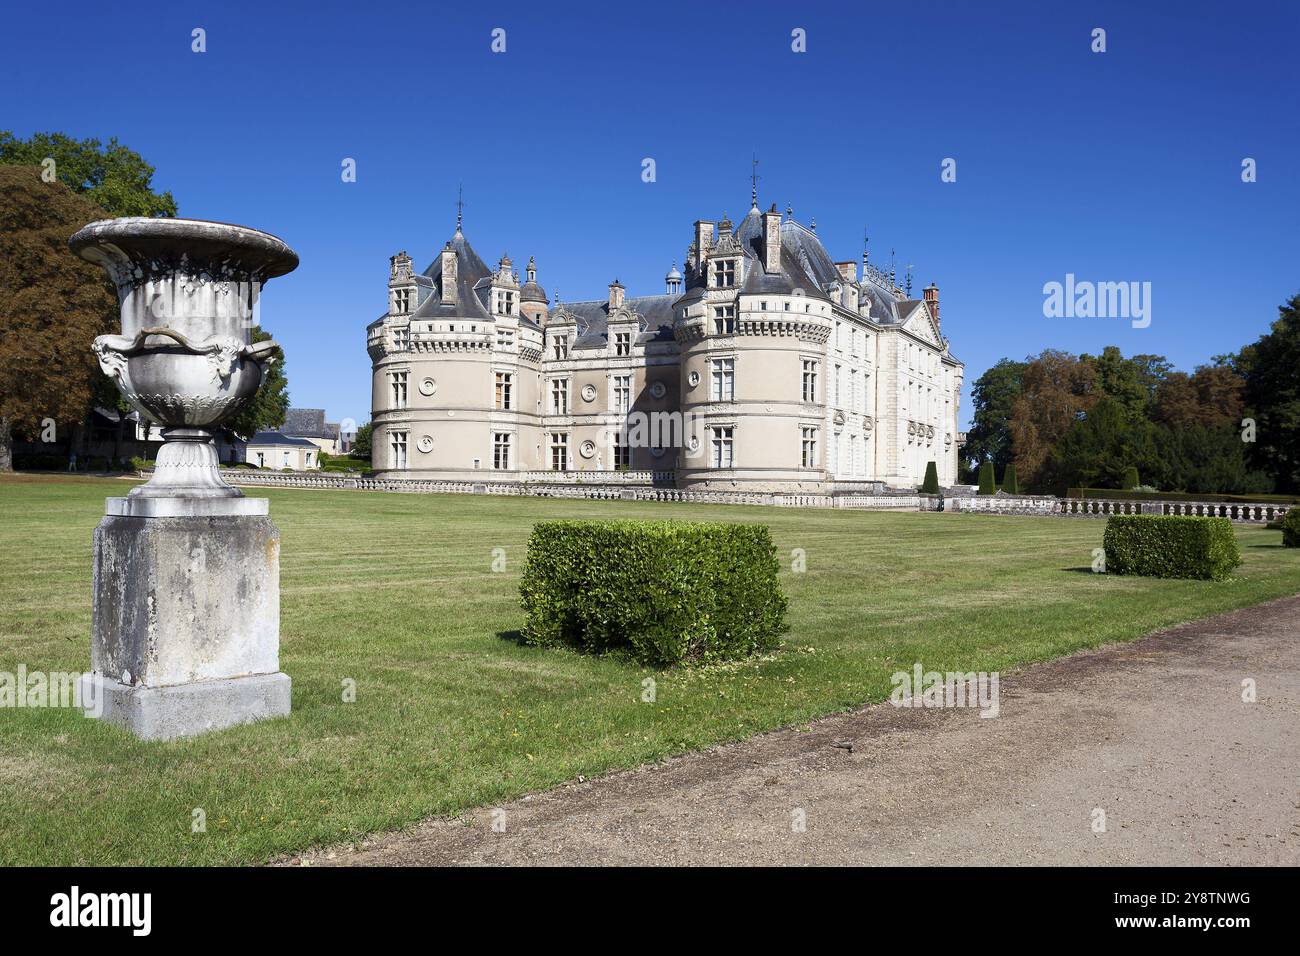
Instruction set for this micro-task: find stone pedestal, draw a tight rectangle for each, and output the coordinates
[82,496,291,740]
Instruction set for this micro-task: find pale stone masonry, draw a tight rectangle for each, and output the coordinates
[367,199,964,492]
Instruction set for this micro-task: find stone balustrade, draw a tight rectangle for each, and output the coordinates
[199,471,1291,523]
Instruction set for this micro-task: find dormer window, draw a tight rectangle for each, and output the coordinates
[392,288,412,313]
[614,331,631,356]
[713,259,736,288]
[496,291,515,315]
[552,334,569,360]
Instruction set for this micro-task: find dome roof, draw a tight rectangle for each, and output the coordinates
[665,262,682,280]
[520,280,548,304]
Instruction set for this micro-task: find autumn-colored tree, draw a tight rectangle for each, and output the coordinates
[1007,349,1098,487]
[1153,362,1245,429]
[0,166,118,470]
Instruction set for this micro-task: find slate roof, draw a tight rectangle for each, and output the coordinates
[413,230,494,320]
[282,408,337,439]
[248,431,319,448]
[555,294,678,350]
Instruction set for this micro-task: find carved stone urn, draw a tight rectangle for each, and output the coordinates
[70,217,298,499]
[69,218,298,740]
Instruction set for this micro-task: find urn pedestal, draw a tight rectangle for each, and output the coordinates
[69,218,299,740]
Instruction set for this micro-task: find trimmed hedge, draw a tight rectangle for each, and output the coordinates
[1122,466,1141,490]
[1000,462,1020,494]
[1283,508,1300,548]
[977,461,996,496]
[1103,514,1241,581]
[920,461,940,494]
[519,520,788,666]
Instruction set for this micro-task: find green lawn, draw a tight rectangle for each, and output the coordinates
[1,473,1297,866]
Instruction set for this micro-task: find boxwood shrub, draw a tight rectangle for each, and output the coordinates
[1282,507,1300,548]
[1102,514,1241,581]
[519,520,788,666]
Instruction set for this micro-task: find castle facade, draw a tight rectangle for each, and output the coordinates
[366,198,963,492]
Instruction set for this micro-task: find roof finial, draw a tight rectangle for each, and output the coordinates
[456,184,464,233]
[905,264,914,296]
[862,227,870,263]
[750,154,759,208]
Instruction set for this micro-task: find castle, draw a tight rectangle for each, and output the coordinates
[366,194,964,492]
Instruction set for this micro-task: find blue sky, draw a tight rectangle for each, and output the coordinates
[3,0,1296,429]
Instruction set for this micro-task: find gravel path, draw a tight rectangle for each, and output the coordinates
[290,595,1300,866]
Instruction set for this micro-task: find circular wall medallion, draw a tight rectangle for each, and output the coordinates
[579,440,596,459]
[687,370,701,388]
[417,435,434,453]
[418,377,436,396]
[581,384,597,403]
[649,381,666,399]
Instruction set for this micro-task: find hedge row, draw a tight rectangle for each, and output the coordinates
[1103,514,1241,581]
[519,519,788,666]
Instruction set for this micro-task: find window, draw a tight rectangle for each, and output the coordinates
[615,331,631,356]
[393,288,412,313]
[613,375,631,413]
[613,439,631,468]
[495,372,512,410]
[496,327,514,347]
[801,427,817,468]
[551,378,568,415]
[392,326,409,350]
[496,291,514,315]
[712,306,735,334]
[710,426,734,468]
[256,452,265,468]
[550,432,568,471]
[389,370,408,409]
[390,430,408,470]
[305,452,313,467]
[552,334,569,360]
[710,358,734,401]
[282,451,290,467]
[834,364,842,407]
[493,433,511,470]
[802,360,818,403]
[849,433,859,476]
[713,259,735,288]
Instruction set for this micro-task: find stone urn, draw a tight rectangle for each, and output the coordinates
[69,217,298,499]
[69,217,298,739]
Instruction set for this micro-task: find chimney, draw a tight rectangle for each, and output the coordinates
[389,250,412,282]
[608,279,625,311]
[763,204,782,272]
[923,283,940,326]
[440,242,458,305]
[693,220,714,272]
[835,261,858,284]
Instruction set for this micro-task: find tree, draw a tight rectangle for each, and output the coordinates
[351,422,373,459]
[1000,462,1019,494]
[0,131,176,217]
[1122,465,1141,490]
[963,358,1026,478]
[226,329,288,438]
[1237,293,1300,492]
[1084,345,1152,420]
[1008,350,1097,488]
[0,166,118,470]
[977,461,996,495]
[920,461,940,494]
